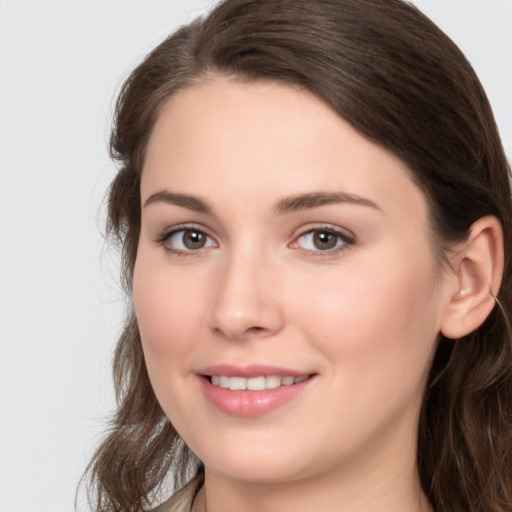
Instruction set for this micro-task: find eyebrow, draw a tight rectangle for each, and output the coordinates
[143,190,212,214]
[142,189,381,215]
[274,191,381,215]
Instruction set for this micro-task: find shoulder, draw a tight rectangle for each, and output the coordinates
[150,476,202,512]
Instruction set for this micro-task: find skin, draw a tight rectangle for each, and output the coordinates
[133,78,465,512]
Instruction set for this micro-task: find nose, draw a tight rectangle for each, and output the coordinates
[207,249,285,341]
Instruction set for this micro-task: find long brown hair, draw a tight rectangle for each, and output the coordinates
[83,1,512,510]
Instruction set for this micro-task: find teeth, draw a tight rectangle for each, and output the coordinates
[210,375,309,390]
[266,375,282,389]
[219,376,230,389]
[281,376,295,386]
[247,376,266,391]
[229,377,247,390]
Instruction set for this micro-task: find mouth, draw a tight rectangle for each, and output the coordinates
[207,374,311,391]
[197,365,316,415]
[199,372,315,416]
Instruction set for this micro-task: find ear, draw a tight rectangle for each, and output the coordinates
[440,216,504,339]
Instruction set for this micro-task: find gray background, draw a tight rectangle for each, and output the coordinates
[0,1,510,511]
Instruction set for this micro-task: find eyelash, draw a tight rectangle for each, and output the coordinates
[154,224,217,256]
[291,225,355,256]
[154,224,356,257]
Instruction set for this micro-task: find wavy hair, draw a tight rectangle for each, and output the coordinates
[82,1,512,511]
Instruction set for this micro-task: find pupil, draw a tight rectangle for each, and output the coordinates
[184,230,205,249]
[313,231,337,250]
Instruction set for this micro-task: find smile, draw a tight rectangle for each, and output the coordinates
[199,368,316,416]
[209,374,310,391]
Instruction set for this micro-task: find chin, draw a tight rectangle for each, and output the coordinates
[191,431,313,483]
[207,456,308,484]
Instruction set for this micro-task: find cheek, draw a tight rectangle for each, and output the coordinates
[132,256,204,390]
[132,257,208,429]
[295,250,441,393]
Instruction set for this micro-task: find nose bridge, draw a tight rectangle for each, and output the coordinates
[208,240,283,340]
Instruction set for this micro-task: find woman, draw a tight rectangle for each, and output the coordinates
[84,0,512,511]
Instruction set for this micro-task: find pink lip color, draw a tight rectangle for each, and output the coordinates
[199,364,307,378]
[198,365,314,417]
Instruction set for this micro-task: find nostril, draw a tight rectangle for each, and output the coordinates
[208,293,285,341]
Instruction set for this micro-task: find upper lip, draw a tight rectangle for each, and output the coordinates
[198,364,312,378]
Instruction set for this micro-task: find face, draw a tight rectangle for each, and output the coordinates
[134,78,452,485]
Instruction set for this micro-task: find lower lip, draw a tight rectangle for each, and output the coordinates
[199,376,313,417]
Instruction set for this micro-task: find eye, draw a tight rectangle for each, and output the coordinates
[295,228,353,252]
[159,227,216,254]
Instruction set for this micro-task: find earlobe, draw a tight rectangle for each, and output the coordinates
[440,216,504,340]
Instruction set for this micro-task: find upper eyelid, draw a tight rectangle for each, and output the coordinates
[155,222,215,241]
[291,223,355,240]
[155,225,218,256]
[153,222,355,248]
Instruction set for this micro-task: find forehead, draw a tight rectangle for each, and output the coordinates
[142,78,428,226]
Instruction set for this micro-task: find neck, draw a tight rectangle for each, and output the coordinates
[193,421,433,512]
[195,474,430,512]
